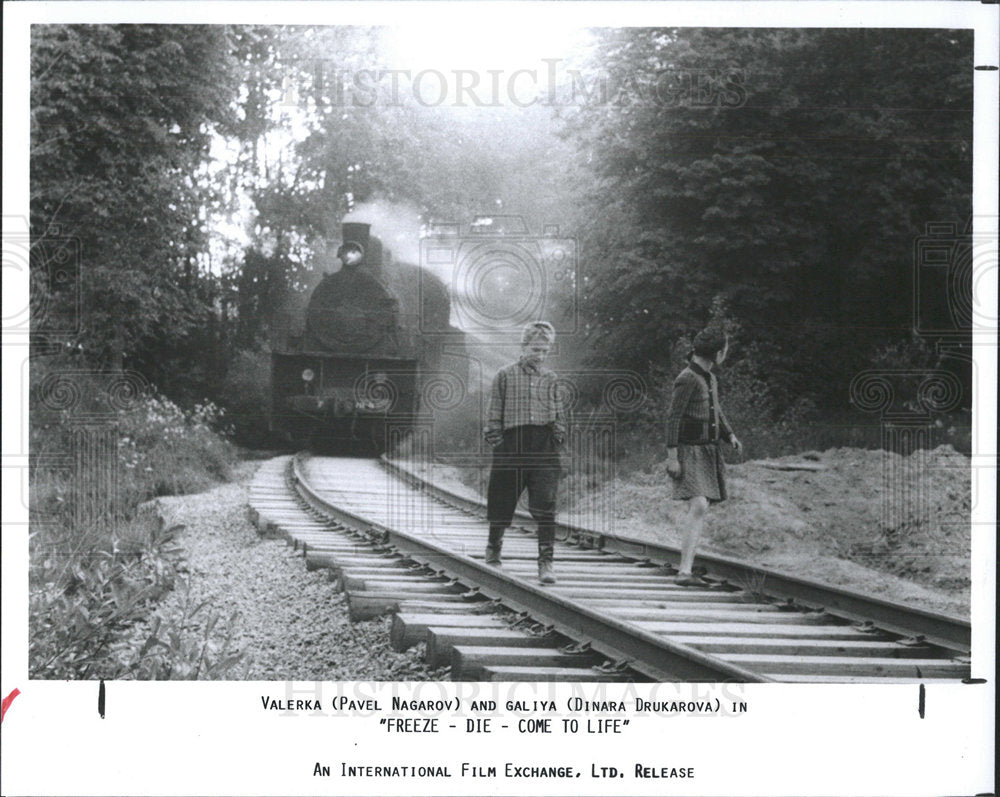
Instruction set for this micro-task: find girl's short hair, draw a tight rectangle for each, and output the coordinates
[521,321,556,346]
[692,328,727,357]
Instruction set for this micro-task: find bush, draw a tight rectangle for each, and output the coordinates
[218,347,272,447]
[118,394,235,497]
[29,508,187,678]
[606,331,939,474]
[29,364,241,679]
[117,590,249,680]
[713,344,881,460]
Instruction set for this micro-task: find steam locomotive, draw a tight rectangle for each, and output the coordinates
[270,222,466,451]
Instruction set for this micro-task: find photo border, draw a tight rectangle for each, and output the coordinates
[3,3,996,795]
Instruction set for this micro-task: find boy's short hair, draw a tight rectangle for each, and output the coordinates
[521,321,556,346]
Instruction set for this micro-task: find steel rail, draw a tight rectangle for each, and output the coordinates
[380,457,971,654]
[292,453,770,683]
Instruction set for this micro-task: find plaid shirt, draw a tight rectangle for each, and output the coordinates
[485,359,566,442]
[665,361,734,446]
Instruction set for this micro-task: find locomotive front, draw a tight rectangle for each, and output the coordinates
[270,222,421,451]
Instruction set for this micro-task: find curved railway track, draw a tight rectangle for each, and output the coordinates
[248,454,971,683]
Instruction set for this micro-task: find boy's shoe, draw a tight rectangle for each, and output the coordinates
[674,573,711,587]
[538,560,557,584]
[484,546,502,567]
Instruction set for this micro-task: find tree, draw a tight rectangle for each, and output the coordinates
[31,25,244,377]
[560,28,973,408]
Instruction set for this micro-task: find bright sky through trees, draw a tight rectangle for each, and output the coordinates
[385,23,586,73]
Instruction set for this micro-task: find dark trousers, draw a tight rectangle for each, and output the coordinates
[486,425,560,558]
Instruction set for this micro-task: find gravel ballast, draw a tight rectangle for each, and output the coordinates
[129,460,445,680]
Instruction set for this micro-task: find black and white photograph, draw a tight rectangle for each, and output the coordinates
[2,2,996,795]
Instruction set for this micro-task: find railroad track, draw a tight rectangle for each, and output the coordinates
[248,454,971,683]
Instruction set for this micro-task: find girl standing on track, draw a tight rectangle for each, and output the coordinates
[665,329,742,585]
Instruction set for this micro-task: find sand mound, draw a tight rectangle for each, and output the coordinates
[570,445,971,615]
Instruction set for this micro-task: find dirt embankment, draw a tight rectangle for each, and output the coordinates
[572,445,971,617]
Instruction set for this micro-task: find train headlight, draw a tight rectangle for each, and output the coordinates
[301,368,315,383]
[337,241,365,266]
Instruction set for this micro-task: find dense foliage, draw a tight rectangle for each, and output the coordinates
[559,28,973,416]
[31,26,247,376]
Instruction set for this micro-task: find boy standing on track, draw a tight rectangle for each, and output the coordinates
[665,329,742,586]
[484,321,566,584]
